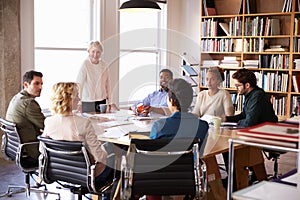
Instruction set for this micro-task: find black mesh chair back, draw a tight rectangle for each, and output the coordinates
[38,136,115,199]
[0,117,60,199]
[0,117,20,160]
[121,138,204,200]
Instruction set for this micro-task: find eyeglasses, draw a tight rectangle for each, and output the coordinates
[235,84,244,88]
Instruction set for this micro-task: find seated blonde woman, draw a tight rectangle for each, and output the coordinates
[40,82,112,190]
[193,66,234,118]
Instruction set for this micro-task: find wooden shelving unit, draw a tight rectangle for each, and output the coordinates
[200,0,300,118]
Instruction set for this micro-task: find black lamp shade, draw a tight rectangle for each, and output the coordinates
[119,0,161,11]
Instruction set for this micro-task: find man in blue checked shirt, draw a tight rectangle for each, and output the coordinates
[131,69,173,116]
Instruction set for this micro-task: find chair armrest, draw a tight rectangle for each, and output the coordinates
[16,141,40,172]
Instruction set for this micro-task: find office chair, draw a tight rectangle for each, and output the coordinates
[262,149,286,179]
[120,138,207,200]
[38,136,118,200]
[0,117,60,199]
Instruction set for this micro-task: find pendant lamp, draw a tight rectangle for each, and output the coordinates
[119,0,161,12]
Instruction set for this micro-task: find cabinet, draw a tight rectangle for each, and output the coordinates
[200,0,300,118]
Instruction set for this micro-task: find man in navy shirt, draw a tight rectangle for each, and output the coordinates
[150,78,209,144]
[222,68,278,127]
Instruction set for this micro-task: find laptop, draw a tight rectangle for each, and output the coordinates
[81,100,106,113]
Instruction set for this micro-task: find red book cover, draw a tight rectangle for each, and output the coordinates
[237,122,299,143]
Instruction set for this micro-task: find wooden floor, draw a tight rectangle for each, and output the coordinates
[0,151,297,200]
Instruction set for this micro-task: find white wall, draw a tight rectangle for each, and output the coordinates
[166,0,200,75]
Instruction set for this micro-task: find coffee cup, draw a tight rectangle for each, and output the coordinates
[211,117,221,130]
[96,104,107,113]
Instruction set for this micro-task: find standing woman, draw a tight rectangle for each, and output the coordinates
[193,66,234,117]
[76,41,112,112]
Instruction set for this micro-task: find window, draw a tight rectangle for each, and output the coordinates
[119,1,167,105]
[34,0,100,109]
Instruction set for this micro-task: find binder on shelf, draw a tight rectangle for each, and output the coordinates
[181,65,198,76]
[237,122,299,144]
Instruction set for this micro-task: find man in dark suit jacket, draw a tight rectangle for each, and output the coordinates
[6,70,45,160]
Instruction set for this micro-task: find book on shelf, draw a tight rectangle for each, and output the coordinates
[294,59,300,69]
[219,22,230,36]
[243,60,259,68]
[202,60,220,67]
[181,65,198,76]
[270,18,280,36]
[203,0,217,16]
[246,0,257,14]
[292,74,300,93]
[282,0,292,12]
[264,47,288,52]
[223,56,241,61]
[237,122,299,144]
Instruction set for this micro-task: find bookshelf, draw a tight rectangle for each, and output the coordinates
[200,0,300,118]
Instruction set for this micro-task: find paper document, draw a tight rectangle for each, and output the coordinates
[98,120,133,127]
[102,127,128,138]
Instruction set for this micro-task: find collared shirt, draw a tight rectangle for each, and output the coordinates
[131,89,168,110]
[226,87,278,127]
[76,58,111,103]
[150,112,209,146]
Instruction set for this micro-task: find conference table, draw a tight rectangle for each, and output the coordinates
[87,110,267,200]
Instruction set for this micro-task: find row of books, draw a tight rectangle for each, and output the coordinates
[205,69,289,92]
[244,38,266,52]
[259,54,290,69]
[201,19,218,37]
[231,93,244,113]
[244,17,280,37]
[202,56,289,70]
[271,96,288,116]
[201,38,289,55]
[257,71,289,92]
[291,95,300,116]
[294,59,300,69]
[292,38,300,52]
[202,16,280,38]
[282,0,293,12]
[201,19,242,37]
[292,74,300,92]
[200,38,234,52]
